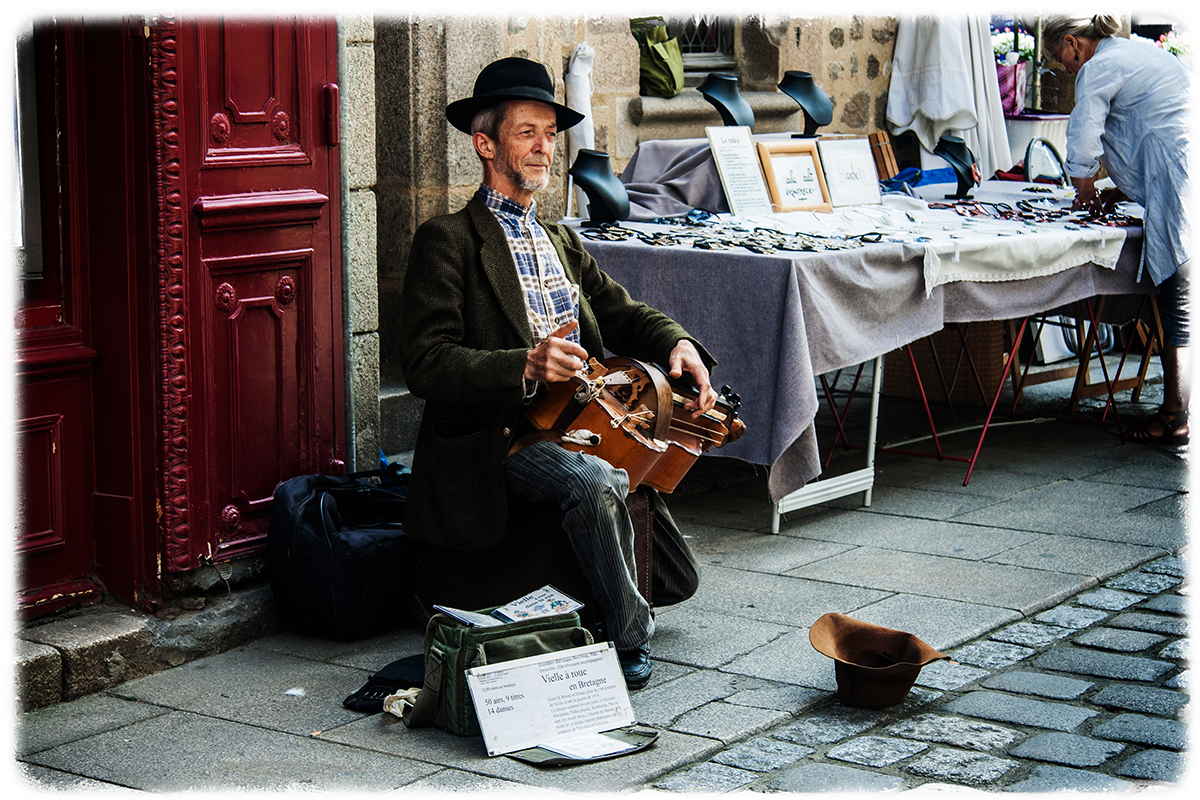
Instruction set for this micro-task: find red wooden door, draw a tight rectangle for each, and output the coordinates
[153,18,344,572]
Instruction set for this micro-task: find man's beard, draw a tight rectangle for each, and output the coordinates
[499,149,550,193]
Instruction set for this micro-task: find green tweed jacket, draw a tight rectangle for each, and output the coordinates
[399,194,715,551]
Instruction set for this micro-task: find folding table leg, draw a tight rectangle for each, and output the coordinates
[964,316,1029,485]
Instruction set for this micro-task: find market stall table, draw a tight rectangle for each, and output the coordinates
[573,185,1148,531]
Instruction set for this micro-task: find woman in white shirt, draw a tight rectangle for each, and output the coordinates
[1043,15,1191,444]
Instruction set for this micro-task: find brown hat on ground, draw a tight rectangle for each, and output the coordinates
[809,613,949,709]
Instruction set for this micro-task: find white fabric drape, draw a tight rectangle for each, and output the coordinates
[565,43,596,217]
[887,15,1013,180]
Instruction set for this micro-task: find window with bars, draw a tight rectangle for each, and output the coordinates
[666,16,736,70]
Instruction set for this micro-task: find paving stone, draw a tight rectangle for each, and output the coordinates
[761,762,906,792]
[711,737,813,772]
[18,694,171,757]
[1034,645,1175,682]
[632,669,761,727]
[652,761,758,793]
[1010,732,1124,767]
[1073,626,1167,653]
[1164,669,1188,689]
[1159,640,1186,660]
[1092,713,1187,750]
[721,684,828,714]
[883,713,1021,751]
[1108,611,1187,636]
[979,671,1093,700]
[770,705,886,746]
[896,686,943,712]
[671,701,791,745]
[1140,594,1186,615]
[1141,555,1185,578]
[917,660,990,691]
[940,691,1097,732]
[989,622,1073,648]
[1001,764,1134,792]
[1074,588,1146,611]
[903,746,1016,785]
[951,641,1036,670]
[826,735,927,767]
[1113,748,1187,782]
[1033,606,1108,629]
[1092,684,1188,717]
[1105,571,1181,594]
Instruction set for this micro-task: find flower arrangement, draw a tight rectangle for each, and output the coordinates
[991,27,1037,62]
[1132,30,1191,57]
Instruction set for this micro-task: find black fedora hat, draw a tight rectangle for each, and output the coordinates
[446,57,585,134]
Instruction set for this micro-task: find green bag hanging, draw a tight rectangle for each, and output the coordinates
[630,17,684,98]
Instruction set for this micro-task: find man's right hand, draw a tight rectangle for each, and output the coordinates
[524,320,590,383]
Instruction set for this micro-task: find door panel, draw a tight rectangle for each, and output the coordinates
[154,18,342,571]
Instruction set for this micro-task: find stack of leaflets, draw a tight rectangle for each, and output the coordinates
[433,584,582,627]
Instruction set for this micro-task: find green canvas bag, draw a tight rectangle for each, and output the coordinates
[402,610,593,737]
[630,17,684,98]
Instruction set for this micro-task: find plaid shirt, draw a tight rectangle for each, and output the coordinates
[478,184,580,346]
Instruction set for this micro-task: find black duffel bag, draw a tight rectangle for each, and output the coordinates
[267,465,410,639]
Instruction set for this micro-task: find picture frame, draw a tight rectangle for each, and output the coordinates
[817,136,883,207]
[755,139,833,213]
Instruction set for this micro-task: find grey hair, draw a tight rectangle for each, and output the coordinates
[470,101,514,141]
[1042,14,1122,49]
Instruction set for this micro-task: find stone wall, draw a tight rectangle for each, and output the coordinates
[374,14,900,394]
[340,17,381,470]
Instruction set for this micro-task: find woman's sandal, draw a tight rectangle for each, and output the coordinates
[1126,410,1189,445]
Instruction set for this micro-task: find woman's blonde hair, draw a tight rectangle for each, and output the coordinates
[1042,15,1122,49]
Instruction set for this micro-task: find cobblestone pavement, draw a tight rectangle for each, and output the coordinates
[650,556,1188,793]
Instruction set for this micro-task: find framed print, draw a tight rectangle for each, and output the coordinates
[755,139,833,212]
[817,136,883,206]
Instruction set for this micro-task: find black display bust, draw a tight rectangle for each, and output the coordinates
[697,72,755,130]
[568,149,630,225]
[778,71,833,137]
[933,135,977,199]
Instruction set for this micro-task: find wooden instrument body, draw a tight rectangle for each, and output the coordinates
[521,357,745,493]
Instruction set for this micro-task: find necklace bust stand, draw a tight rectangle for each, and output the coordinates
[933,135,978,200]
[697,73,755,130]
[778,71,832,138]
[568,149,630,225]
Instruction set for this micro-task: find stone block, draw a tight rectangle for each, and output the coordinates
[722,684,829,714]
[940,691,1097,732]
[990,622,1073,648]
[980,671,1093,700]
[1034,646,1175,682]
[631,669,756,727]
[712,736,813,772]
[652,761,758,793]
[826,735,928,767]
[16,640,61,712]
[1105,571,1181,594]
[1114,748,1186,782]
[1108,611,1187,636]
[883,713,1021,751]
[903,747,1016,785]
[1010,732,1124,767]
[1093,713,1186,750]
[342,44,377,191]
[762,762,906,792]
[1075,588,1146,610]
[1159,640,1185,660]
[1164,668,1188,689]
[1073,626,1167,653]
[951,641,1035,670]
[1034,606,1109,629]
[916,660,990,691]
[771,704,886,746]
[671,701,791,745]
[1091,684,1188,717]
[347,191,379,334]
[1141,594,1186,615]
[1142,555,1185,578]
[23,611,156,700]
[1002,764,1134,792]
